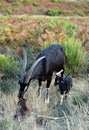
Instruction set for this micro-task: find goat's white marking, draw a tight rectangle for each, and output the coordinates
[60,95,64,105]
[24,86,28,92]
[56,69,63,76]
[45,96,49,104]
[60,91,66,105]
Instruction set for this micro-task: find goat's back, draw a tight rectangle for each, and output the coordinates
[36,44,65,72]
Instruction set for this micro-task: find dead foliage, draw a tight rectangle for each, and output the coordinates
[14,98,30,121]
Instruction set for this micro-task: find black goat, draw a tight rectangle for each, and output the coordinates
[18,44,65,102]
[54,74,72,105]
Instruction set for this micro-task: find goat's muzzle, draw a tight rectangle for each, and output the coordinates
[18,91,24,99]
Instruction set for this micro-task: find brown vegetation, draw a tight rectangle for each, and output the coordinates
[14,98,30,121]
[0,0,89,15]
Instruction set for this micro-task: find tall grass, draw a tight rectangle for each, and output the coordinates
[0,78,89,130]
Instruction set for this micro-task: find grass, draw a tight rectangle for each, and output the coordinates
[0,77,89,130]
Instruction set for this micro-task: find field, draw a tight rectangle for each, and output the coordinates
[0,0,89,130]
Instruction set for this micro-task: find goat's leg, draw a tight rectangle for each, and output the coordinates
[45,77,52,103]
[37,80,42,97]
[60,91,66,105]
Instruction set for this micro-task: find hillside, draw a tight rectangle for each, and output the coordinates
[0,15,89,130]
[0,1,89,130]
[0,0,89,16]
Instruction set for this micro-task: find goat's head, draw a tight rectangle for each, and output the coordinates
[54,69,64,86]
[18,49,45,99]
[18,78,29,99]
[54,75,63,86]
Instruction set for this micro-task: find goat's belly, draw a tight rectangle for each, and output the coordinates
[54,66,63,72]
[38,76,46,81]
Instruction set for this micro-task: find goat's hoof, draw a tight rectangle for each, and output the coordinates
[45,97,49,104]
[37,89,41,97]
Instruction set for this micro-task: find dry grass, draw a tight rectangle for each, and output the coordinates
[0,77,89,130]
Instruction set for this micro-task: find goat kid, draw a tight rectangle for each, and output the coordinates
[54,74,72,105]
[18,44,65,103]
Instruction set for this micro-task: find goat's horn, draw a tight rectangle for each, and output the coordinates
[21,48,27,76]
[24,56,45,84]
[56,69,63,76]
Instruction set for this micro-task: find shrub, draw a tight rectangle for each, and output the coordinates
[6,7,12,14]
[46,9,66,16]
[62,37,85,74]
[33,1,39,6]
[0,2,3,8]
[34,27,42,36]
[50,0,59,2]
[0,55,8,70]
[0,53,20,78]
[46,19,60,27]
[58,10,65,15]
[63,22,78,37]
[6,0,16,2]
[23,0,30,4]
[41,37,85,75]
[46,9,59,16]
